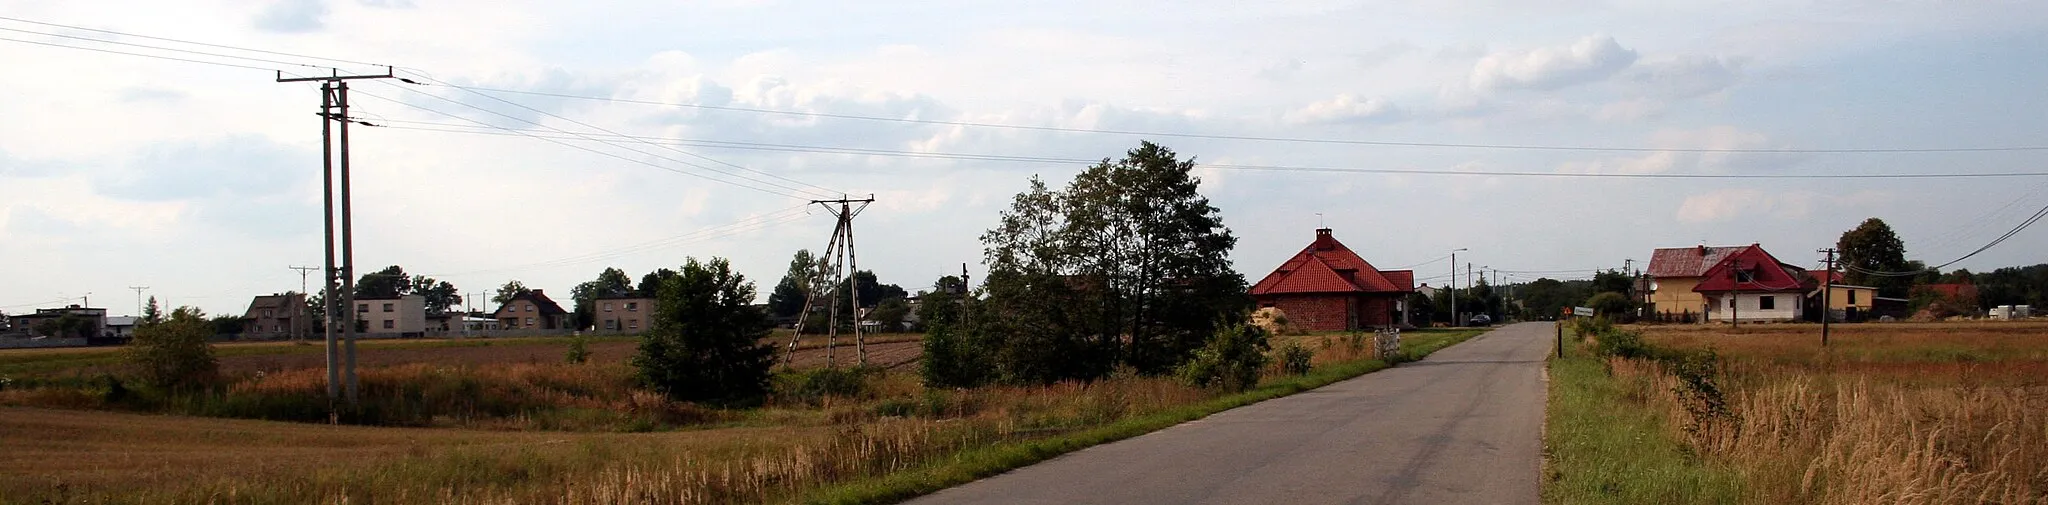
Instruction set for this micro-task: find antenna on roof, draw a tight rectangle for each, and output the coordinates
[1316,212,1324,228]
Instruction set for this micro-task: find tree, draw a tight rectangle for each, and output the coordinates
[409,275,462,315]
[354,265,410,299]
[638,268,679,296]
[974,141,1249,383]
[572,267,636,329]
[34,314,94,339]
[918,281,992,388]
[631,257,776,406]
[128,306,218,390]
[869,297,911,331]
[1838,218,1913,297]
[142,296,164,326]
[766,249,818,318]
[1586,292,1632,318]
[208,314,244,336]
[1592,269,1634,298]
[492,280,532,306]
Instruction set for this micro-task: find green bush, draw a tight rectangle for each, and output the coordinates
[127,307,219,391]
[776,366,879,406]
[1276,343,1313,375]
[565,335,590,364]
[1175,323,1270,391]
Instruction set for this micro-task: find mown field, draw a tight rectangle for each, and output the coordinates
[0,328,1483,504]
[1545,320,2048,505]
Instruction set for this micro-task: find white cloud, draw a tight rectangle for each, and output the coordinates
[1470,35,1638,92]
[1285,94,1404,125]
[1628,55,1744,99]
[253,0,328,33]
[1676,189,1892,223]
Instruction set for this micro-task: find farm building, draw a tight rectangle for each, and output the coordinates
[1250,228,1414,331]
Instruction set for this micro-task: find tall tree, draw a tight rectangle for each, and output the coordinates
[766,249,818,318]
[572,267,636,329]
[638,268,679,296]
[631,257,775,406]
[492,280,532,306]
[409,275,461,315]
[1838,218,1913,297]
[354,265,410,299]
[975,141,1248,382]
[141,296,164,326]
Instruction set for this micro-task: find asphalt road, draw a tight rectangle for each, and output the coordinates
[906,322,1552,505]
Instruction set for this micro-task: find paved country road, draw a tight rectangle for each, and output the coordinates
[906,322,1553,505]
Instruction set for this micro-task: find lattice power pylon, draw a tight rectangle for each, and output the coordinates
[785,196,874,368]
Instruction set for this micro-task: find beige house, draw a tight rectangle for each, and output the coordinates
[1645,245,1745,322]
[356,294,426,336]
[593,295,657,333]
[1807,270,1877,322]
[493,289,569,330]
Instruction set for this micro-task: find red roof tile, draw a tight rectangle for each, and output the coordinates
[1250,229,1409,295]
[1646,245,1744,278]
[1693,245,1814,293]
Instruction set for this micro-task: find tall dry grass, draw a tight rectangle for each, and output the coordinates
[1610,323,2048,505]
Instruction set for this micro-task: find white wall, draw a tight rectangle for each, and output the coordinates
[1704,292,1803,322]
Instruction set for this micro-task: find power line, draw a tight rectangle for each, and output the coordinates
[0,15,385,67]
[422,205,815,278]
[0,26,333,70]
[389,70,843,199]
[349,88,822,201]
[374,121,2048,180]
[1848,198,2048,276]
[441,84,2048,154]
[0,36,282,72]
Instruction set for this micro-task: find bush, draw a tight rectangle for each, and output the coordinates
[776,366,879,406]
[1175,323,1270,391]
[632,258,777,406]
[1277,343,1313,375]
[919,322,991,389]
[565,335,590,364]
[1586,292,1633,320]
[1595,329,1652,359]
[127,307,219,390]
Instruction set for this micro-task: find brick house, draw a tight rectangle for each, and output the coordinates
[593,295,656,333]
[240,292,307,338]
[1249,228,1415,331]
[494,289,569,330]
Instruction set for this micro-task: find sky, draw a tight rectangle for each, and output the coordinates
[3,0,2047,318]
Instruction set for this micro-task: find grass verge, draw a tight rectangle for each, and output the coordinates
[1543,342,1743,504]
[803,328,1484,505]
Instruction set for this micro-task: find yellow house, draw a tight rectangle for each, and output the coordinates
[1807,270,1876,321]
[1644,245,1746,322]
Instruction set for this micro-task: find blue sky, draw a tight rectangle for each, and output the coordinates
[2,0,2046,317]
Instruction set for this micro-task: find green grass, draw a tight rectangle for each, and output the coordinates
[801,327,1486,505]
[1543,327,1743,505]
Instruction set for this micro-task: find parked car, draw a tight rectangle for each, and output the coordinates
[1467,314,1492,326]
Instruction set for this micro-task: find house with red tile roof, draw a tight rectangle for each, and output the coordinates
[1645,244,1815,323]
[1249,228,1414,331]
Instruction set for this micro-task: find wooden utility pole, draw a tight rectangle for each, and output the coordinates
[785,196,875,367]
[1819,248,1837,347]
[279,68,395,412]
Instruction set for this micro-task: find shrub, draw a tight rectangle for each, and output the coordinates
[1276,343,1313,375]
[1595,329,1653,359]
[1175,323,1270,391]
[632,258,777,406]
[776,366,879,406]
[127,307,218,390]
[919,322,991,389]
[565,335,590,364]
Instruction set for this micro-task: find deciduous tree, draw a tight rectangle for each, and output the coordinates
[631,257,776,406]
[1838,218,1913,297]
[492,280,532,306]
[128,306,217,390]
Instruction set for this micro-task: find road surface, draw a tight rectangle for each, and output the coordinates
[906,322,1552,505]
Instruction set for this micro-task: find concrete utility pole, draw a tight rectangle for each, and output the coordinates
[1818,248,1837,347]
[1449,248,1467,325]
[279,68,395,413]
[128,286,148,317]
[289,266,318,341]
[785,196,876,367]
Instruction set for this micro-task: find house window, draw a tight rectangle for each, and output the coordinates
[383,320,395,329]
[263,309,273,318]
[383,303,394,312]
[358,303,369,312]
[627,302,638,311]
[525,305,533,312]
[1848,290,1857,304]
[1759,296,1776,310]
[604,320,616,330]
[628,319,639,330]
[603,302,613,312]
[525,317,534,327]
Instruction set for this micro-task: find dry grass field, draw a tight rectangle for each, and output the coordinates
[1618,321,2048,504]
[0,329,1484,504]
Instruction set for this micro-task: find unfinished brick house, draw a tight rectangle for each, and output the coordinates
[1250,228,1415,331]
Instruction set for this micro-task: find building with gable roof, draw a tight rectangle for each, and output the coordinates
[1646,243,1815,323]
[493,289,570,330]
[1249,228,1415,331]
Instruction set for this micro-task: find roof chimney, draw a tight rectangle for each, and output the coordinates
[1316,228,1332,237]
[1697,245,1706,256]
